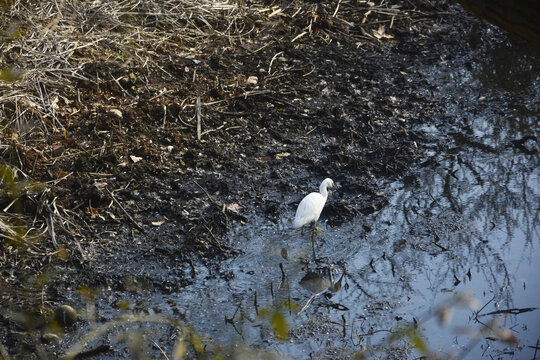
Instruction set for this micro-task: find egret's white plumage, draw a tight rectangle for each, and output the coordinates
[293,178,334,229]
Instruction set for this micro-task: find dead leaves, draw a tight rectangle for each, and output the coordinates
[275,152,291,160]
[129,155,143,163]
[360,3,399,42]
[359,23,395,42]
[152,219,166,226]
[226,203,243,215]
[372,25,394,40]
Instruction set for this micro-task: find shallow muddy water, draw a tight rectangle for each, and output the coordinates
[68,37,539,359]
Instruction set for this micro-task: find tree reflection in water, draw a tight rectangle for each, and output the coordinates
[343,39,539,359]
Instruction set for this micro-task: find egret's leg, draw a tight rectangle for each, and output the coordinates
[301,225,305,236]
[311,221,317,259]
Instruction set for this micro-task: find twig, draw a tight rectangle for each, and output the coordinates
[291,31,307,42]
[105,188,145,233]
[432,241,448,251]
[202,223,222,250]
[46,212,58,249]
[200,123,225,137]
[193,180,219,207]
[111,75,138,100]
[332,0,342,17]
[196,96,202,140]
[355,328,394,337]
[279,262,286,286]
[474,295,496,320]
[161,104,167,128]
[479,307,537,317]
[151,340,170,360]
[253,290,258,316]
[268,51,283,74]
[298,293,318,314]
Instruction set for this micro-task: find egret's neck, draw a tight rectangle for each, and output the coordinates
[319,184,329,199]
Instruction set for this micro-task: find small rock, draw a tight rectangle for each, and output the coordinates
[54,305,78,328]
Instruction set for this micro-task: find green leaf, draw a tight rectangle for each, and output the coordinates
[10,27,28,39]
[270,312,288,340]
[353,351,366,360]
[189,331,204,353]
[407,330,428,355]
[0,67,22,83]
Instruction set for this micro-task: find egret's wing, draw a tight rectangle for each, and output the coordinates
[292,193,325,228]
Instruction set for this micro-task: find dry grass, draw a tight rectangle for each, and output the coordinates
[1,0,254,134]
[0,0,414,131]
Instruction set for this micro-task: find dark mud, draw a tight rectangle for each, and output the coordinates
[1,0,538,358]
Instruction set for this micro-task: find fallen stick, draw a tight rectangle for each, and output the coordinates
[105,188,145,233]
[196,96,202,140]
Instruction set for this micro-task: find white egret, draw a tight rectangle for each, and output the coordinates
[292,178,335,258]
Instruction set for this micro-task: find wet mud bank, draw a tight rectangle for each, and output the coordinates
[1,0,538,358]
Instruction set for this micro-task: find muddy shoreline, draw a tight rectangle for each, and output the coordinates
[1,0,535,358]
